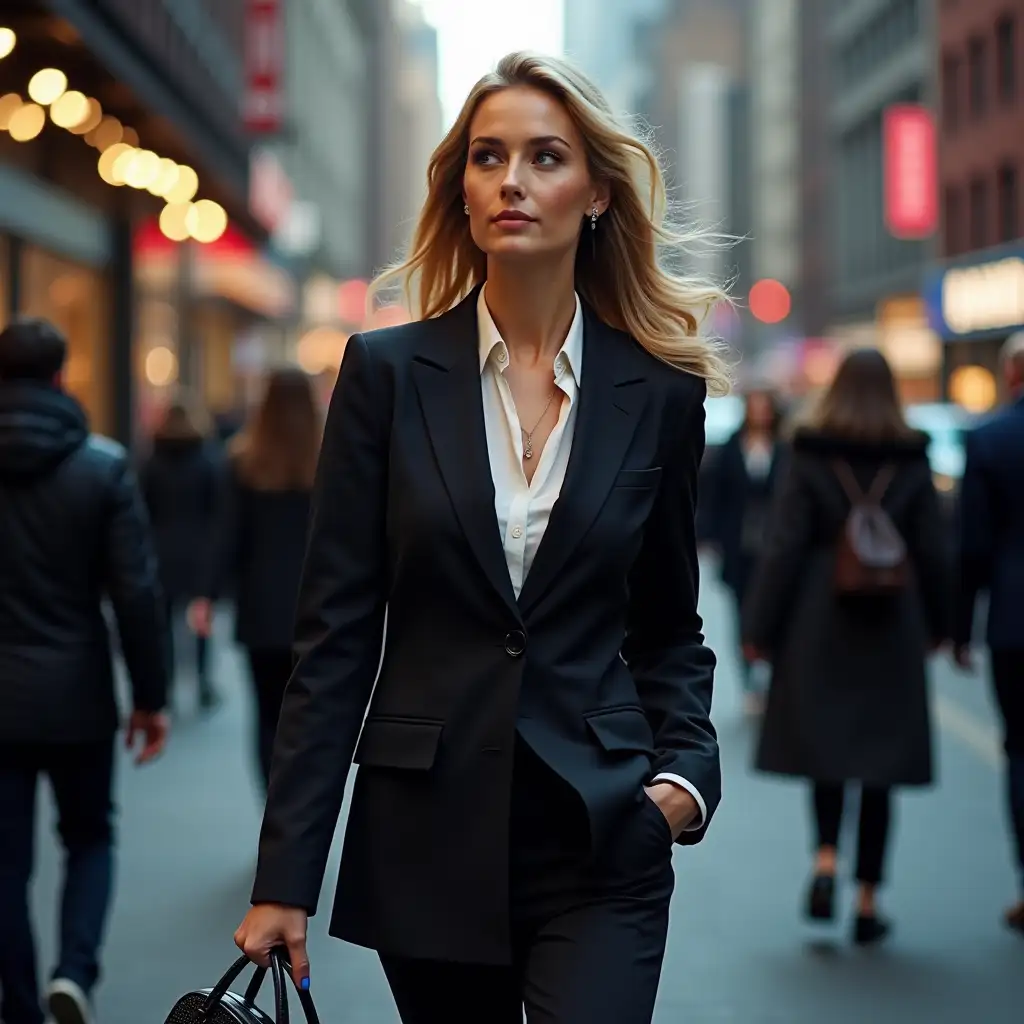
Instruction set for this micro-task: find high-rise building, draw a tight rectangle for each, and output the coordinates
[926,0,1024,410]
[825,0,943,400]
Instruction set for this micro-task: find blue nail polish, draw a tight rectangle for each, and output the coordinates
[300,977,310,991]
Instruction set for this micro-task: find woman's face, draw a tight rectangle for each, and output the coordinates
[463,85,608,263]
[746,392,775,431]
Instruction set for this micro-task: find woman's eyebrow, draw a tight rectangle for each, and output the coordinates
[470,135,572,148]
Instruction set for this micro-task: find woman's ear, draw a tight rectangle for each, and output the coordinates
[591,181,611,218]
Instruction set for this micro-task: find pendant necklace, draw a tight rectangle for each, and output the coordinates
[520,387,558,460]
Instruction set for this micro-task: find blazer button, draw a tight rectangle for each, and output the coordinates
[504,630,527,657]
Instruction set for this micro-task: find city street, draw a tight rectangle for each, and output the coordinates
[29,574,1022,1023]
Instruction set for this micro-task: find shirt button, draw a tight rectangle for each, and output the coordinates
[511,526,523,539]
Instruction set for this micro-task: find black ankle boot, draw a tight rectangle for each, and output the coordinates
[853,914,891,945]
[805,875,836,921]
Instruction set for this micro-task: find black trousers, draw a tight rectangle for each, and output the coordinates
[245,647,293,791]
[812,782,892,886]
[990,649,1024,887]
[380,735,675,1024]
[0,741,115,1024]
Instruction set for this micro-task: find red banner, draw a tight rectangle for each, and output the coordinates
[883,104,937,240]
[244,0,285,134]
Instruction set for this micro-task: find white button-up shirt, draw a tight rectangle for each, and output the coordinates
[476,287,706,830]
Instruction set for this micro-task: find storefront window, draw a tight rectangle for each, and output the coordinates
[20,246,111,435]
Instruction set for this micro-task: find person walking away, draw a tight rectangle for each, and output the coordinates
[141,394,223,711]
[189,368,322,794]
[705,386,785,715]
[0,318,169,1024]
[742,348,952,945]
[954,331,1024,935]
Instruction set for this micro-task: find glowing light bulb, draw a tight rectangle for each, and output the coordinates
[27,68,67,106]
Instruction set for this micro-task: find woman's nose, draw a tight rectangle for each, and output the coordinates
[500,163,526,200]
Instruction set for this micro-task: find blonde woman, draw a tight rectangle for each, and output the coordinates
[235,52,728,1022]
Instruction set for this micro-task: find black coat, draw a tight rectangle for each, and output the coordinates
[956,396,1024,651]
[141,436,223,602]
[251,289,720,965]
[209,459,312,651]
[706,430,785,599]
[743,429,953,788]
[0,382,167,742]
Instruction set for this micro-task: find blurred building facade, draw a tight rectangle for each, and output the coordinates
[927,0,1024,409]
[826,0,943,402]
[0,0,407,444]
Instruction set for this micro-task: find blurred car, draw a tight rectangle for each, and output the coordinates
[904,402,973,498]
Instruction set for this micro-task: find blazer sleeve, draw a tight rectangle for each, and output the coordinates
[621,376,720,846]
[251,333,389,914]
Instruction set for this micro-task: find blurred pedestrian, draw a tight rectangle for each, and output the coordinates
[954,331,1024,935]
[233,51,723,1023]
[0,318,169,1024]
[141,393,223,710]
[704,386,785,714]
[189,367,322,793]
[743,348,952,945]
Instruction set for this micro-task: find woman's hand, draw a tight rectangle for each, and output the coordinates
[234,903,310,990]
[644,782,699,839]
[187,598,213,638]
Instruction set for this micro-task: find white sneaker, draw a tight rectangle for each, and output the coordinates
[45,979,92,1024]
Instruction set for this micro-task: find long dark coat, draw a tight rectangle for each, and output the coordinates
[141,435,223,602]
[706,430,785,601]
[742,428,953,788]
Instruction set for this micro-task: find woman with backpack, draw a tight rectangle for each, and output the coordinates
[742,348,952,944]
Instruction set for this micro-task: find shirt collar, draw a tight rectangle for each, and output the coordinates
[477,285,583,386]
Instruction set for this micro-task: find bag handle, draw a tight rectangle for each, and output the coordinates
[832,460,896,506]
[201,948,320,1024]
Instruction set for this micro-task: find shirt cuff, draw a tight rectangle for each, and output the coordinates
[652,773,707,831]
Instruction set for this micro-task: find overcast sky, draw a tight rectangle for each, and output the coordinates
[409,0,565,126]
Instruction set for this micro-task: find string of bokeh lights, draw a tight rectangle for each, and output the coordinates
[0,27,227,244]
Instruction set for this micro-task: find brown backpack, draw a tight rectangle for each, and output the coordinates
[832,460,908,596]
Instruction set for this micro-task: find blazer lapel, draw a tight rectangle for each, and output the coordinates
[518,308,649,617]
[411,290,521,620]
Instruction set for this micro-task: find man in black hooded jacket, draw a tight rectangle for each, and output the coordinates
[0,318,169,1024]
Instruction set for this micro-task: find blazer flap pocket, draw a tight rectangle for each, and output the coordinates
[584,706,653,754]
[614,467,662,489]
[354,717,443,770]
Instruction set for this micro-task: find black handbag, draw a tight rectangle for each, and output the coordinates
[164,948,320,1024]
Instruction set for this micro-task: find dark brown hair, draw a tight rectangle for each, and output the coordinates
[741,387,784,437]
[231,367,322,491]
[809,347,914,442]
[154,391,211,442]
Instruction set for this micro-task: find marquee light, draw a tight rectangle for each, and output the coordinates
[27,68,67,106]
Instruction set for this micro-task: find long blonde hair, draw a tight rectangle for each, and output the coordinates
[369,51,732,395]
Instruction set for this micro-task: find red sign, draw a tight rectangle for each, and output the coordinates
[244,0,285,133]
[883,104,937,240]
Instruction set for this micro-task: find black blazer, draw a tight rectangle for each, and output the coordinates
[956,396,1024,650]
[251,288,720,965]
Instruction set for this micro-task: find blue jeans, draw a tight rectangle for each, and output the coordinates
[0,741,115,1024]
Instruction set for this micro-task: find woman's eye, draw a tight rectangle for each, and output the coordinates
[472,150,500,165]
[536,150,561,165]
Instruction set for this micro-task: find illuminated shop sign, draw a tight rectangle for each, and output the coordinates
[924,250,1024,339]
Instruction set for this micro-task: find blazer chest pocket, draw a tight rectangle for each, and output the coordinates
[584,706,654,755]
[354,716,443,771]
[614,467,662,490]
